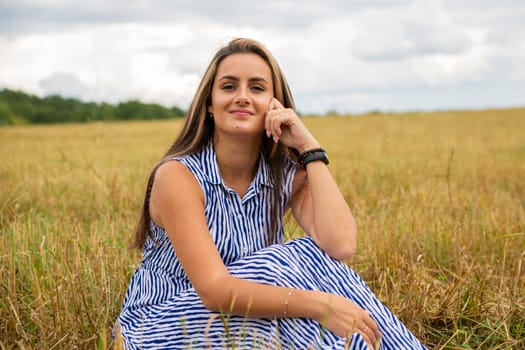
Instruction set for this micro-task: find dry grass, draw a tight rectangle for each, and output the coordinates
[1,109,524,349]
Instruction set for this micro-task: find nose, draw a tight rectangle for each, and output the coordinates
[235,86,250,104]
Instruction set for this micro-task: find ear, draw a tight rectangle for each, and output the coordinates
[207,105,213,113]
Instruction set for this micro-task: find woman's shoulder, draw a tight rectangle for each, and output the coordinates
[167,146,206,170]
[164,146,217,186]
[154,160,196,184]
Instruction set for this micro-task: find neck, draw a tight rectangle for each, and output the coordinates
[213,134,263,195]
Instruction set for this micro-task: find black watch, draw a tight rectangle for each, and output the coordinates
[298,148,329,169]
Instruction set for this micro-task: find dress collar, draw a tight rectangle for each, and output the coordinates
[201,139,274,190]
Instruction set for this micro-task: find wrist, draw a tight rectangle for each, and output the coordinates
[284,289,321,319]
[306,290,330,322]
[297,148,329,169]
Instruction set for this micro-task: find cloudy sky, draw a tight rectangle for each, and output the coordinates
[1,0,524,114]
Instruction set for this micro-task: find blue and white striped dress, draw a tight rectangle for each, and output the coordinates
[116,141,426,349]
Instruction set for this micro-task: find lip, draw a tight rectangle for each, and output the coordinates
[230,109,254,116]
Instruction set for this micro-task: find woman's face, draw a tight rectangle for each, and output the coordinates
[208,53,274,139]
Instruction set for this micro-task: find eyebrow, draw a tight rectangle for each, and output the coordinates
[218,75,268,84]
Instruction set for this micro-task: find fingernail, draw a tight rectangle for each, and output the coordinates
[273,136,278,143]
[266,130,270,138]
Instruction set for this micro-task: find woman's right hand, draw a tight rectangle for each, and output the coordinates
[314,291,381,348]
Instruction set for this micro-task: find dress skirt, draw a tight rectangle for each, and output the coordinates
[117,237,426,349]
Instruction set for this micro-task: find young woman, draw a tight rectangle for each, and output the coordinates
[115,38,426,349]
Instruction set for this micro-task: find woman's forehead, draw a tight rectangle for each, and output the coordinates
[216,53,272,81]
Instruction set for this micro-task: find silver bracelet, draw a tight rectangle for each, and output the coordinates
[283,289,293,317]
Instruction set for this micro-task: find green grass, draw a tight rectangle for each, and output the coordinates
[1,108,524,349]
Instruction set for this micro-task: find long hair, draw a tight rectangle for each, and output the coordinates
[132,38,298,249]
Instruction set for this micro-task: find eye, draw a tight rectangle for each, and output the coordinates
[221,83,236,91]
[251,85,265,92]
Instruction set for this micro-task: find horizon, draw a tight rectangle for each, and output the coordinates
[3,86,525,118]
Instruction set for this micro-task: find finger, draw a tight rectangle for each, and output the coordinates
[272,98,285,110]
[363,325,378,348]
[364,313,381,340]
[271,111,284,136]
[365,327,380,347]
[358,329,374,349]
[265,98,279,133]
[268,98,277,111]
[265,107,280,137]
[270,117,281,142]
[264,111,271,137]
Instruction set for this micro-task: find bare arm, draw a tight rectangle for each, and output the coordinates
[266,98,358,260]
[149,161,379,346]
[150,161,312,316]
[290,164,357,260]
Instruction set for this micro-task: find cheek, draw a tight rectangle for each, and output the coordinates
[256,95,273,112]
[209,92,228,111]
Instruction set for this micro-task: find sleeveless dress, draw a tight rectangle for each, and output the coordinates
[116,141,426,349]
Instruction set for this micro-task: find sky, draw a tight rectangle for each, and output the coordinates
[1,0,524,114]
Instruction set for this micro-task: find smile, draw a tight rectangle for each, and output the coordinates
[230,109,254,116]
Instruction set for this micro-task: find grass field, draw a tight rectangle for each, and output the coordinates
[1,108,524,349]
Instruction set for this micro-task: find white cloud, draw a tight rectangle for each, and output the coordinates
[0,20,278,107]
[352,0,471,61]
[40,72,88,97]
[0,0,524,113]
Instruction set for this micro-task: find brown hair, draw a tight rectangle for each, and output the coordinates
[132,38,298,249]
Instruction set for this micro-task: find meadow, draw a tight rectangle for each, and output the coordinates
[1,108,524,349]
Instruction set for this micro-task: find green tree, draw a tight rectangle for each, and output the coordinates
[0,100,14,125]
[0,88,186,124]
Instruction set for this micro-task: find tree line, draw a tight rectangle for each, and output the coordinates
[0,88,186,126]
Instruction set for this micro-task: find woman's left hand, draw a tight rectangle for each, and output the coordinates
[265,98,319,153]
